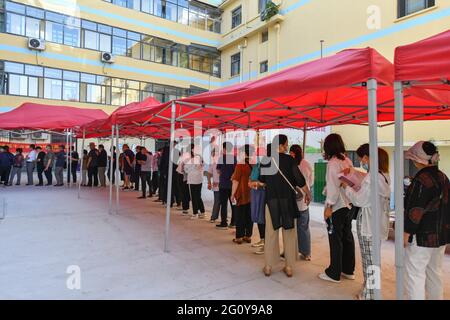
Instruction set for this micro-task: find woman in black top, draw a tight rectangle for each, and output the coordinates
[259,134,311,278]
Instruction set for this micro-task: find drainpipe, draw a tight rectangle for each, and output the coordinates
[275,23,281,71]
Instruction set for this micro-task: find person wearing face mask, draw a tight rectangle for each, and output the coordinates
[341,144,391,300]
[403,141,450,300]
[259,135,311,278]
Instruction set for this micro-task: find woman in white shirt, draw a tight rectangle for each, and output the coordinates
[181,144,205,219]
[290,145,314,261]
[343,144,391,300]
[319,133,356,284]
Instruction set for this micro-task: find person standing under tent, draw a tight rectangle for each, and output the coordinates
[137,147,153,199]
[35,146,46,186]
[151,149,160,197]
[107,146,117,185]
[259,135,310,278]
[0,146,13,186]
[134,146,143,192]
[403,141,450,300]
[54,145,66,187]
[249,144,270,255]
[216,142,237,230]
[177,147,191,215]
[207,148,220,223]
[182,144,205,219]
[319,133,355,284]
[81,150,88,186]
[86,142,99,187]
[122,144,135,190]
[97,144,107,187]
[290,144,314,261]
[7,148,24,186]
[25,144,37,186]
[342,144,391,300]
[43,145,55,186]
[67,146,79,184]
[231,145,253,244]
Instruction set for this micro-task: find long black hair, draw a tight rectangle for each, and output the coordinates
[323,133,346,161]
[290,144,303,165]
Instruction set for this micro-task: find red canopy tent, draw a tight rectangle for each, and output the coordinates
[0,102,108,131]
[392,29,450,300]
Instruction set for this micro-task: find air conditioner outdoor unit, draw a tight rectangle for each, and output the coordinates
[10,132,27,140]
[28,38,46,51]
[101,52,114,63]
[31,132,48,140]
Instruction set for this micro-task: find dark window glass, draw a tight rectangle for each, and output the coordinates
[231,6,242,29]
[260,60,268,73]
[398,0,435,18]
[261,30,268,43]
[231,52,240,77]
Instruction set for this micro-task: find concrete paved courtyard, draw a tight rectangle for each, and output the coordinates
[0,184,449,300]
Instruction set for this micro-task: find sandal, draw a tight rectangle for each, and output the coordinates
[233,238,243,244]
[283,267,293,278]
[243,237,252,243]
[263,266,272,277]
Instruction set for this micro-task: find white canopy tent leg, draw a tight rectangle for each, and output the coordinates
[69,129,73,187]
[65,129,70,187]
[368,78,382,300]
[115,125,120,214]
[164,101,177,253]
[394,81,405,300]
[302,123,308,158]
[78,128,85,199]
[109,125,115,214]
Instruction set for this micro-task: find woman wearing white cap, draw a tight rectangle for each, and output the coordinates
[403,141,450,300]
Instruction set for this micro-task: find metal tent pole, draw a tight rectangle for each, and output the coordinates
[302,123,308,158]
[394,81,405,300]
[78,128,85,199]
[65,129,70,187]
[109,125,115,214]
[368,78,382,300]
[115,125,120,213]
[69,129,73,187]
[164,101,176,253]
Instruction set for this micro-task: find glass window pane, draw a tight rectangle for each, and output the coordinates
[142,44,153,61]
[84,30,99,50]
[166,2,178,22]
[112,78,126,88]
[46,12,65,24]
[44,78,62,99]
[111,87,126,106]
[96,76,109,85]
[63,81,79,101]
[26,17,41,38]
[155,0,165,18]
[44,68,62,79]
[28,77,38,97]
[86,84,102,103]
[127,31,141,41]
[112,36,127,55]
[127,80,140,89]
[5,1,26,14]
[178,6,189,25]
[64,25,81,47]
[142,0,154,14]
[65,16,80,27]
[8,74,28,95]
[81,73,96,84]
[25,65,43,77]
[5,62,24,74]
[6,13,25,36]
[99,34,112,52]
[113,28,127,37]
[45,21,64,44]
[63,70,79,81]
[98,24,112,34]
[126,89,139,104]
[26,7,45,19]
[127,40,141,59]
[81,20,97,31]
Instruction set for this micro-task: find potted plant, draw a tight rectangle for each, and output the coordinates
[260,1,280,22]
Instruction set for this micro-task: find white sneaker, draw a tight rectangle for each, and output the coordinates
[251,240,265,248]
[198,214,206,219]
[341,273,356,280]
[254,246,264,255]
[190,214,198,220]
[318,273,341,283]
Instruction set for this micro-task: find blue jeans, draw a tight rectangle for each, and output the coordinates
[297,209,311,256]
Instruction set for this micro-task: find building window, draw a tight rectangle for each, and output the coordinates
[231,53,241,77]
[258,0,269,13]
[261,30,268,43]
[260,60,268,73]
[231,6,242,29]
[398,0,435,18]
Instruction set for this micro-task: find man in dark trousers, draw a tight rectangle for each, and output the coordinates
[67,146,79,184]
[35,146,46,186]
[54,145,66,186]
[43,145,55,186]
[86,142,99,187]
[0,146,13,185]
[134,146,143,191]
[97,144,107,187]
[216,142,237,230]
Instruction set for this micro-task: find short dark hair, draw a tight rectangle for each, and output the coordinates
[29,144,35,149]
[4,146,9,151]
[83,149,88,155]
[16,148,23,153]
[356,143,389,173]
[99,144,104,149]
[272,134,288,147]
[323,133,346,161]
[356,143,370,159]
[36,146,42,150]
[290,144,303,165]
[223,142,233,152]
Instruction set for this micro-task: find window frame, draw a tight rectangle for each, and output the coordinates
[230,52,241,77]
[397,0,435,18]
[231,6,242,29]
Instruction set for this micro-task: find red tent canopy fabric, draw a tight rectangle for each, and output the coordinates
[395,29,450,85]
[0,103,108,131]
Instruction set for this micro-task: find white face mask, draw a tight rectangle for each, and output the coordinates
[404,178,412,186]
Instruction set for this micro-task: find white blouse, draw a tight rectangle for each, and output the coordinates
[325,156,354,212]
[297,159,314,212]
[181,154,204,185]
[345,172,391,239]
